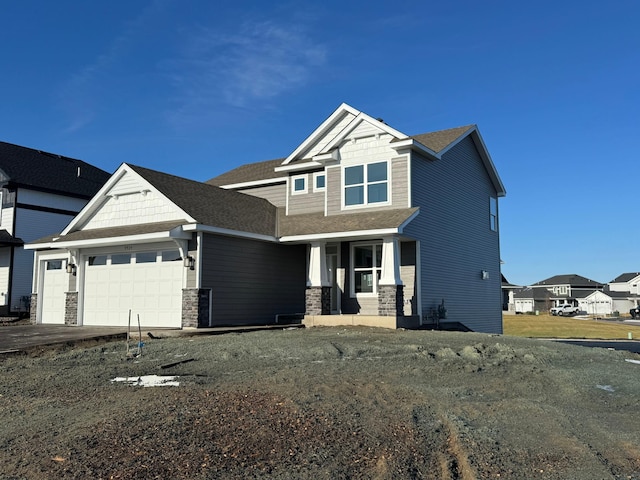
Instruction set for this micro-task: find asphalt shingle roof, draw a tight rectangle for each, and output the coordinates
[206,158,285,187]
[531,274,603,287]
[0,141,110,198]
[406,125,475,153]
[610,272,640,283]
[0,229,23,245]
[129,165,278,237]
[278,208,418,237]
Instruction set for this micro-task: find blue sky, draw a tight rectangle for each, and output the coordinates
[2,1,638,286]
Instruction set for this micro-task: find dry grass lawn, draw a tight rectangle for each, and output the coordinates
[503,313,640,339]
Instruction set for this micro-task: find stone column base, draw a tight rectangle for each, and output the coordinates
[29,294,38,325]
[182,288,211,328]
[306,286,331,315]
[378,284,404,317]
[65,292,79,325]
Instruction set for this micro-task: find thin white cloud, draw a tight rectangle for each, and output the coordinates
[166,20,326,121]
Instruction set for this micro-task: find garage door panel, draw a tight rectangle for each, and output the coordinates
[41,259,68,324]
[83,252,183,328]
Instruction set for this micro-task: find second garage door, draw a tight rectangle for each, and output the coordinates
[83,249,184,327]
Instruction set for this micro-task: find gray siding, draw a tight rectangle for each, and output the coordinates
[404,136,503,333]
[287,172,325,215]
[200,234,306,325]
[237,182,286,208]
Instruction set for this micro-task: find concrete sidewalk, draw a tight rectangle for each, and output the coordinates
[0,323,303,355]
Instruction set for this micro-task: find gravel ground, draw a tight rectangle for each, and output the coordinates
[1,326,639,479]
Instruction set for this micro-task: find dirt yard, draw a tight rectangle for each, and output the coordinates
[1,326,639,479]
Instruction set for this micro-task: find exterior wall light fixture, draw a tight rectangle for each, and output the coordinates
[66,263,77,276]
[481,270,489,280]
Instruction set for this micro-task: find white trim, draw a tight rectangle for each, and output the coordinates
[378,236,402,286]
[218,177,287,190]
[415,240,422,325]
[274,161,323,173]
[307,241,330,287]
[283,103,361,165]
[390,139,439,159]
[280,228,399,243]
[313,172,326,193]
[291,174,308,195]
[320,113,408,155]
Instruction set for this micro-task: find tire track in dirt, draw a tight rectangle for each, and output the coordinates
[411,405,476,480]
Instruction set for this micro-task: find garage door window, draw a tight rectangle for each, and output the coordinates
[161,250,182,262]
[135,252,157,263]
[88,255,107,266]
[46,260,64,270]
[111,254,131,265]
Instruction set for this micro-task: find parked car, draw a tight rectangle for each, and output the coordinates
[550,304,580,316]
[631,305,640,319]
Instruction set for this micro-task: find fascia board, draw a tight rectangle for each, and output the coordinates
[319,112,409,156]
[273,161,323,173]
[391,139,439,159]
[282,103,361,165]
[468,129,507,197]
[280,227,400,243]
[60,164,128,235]
[182,224,278,243]
[219,177,287,189]
[28,229,192,250]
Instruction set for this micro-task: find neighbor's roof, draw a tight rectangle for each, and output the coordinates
[206,158,286,187]
[278,208,418,238]
[129,165,278,237]
[531,274,603,287]
[513,287,551,300]
[0,141,110,198]
[609,272,640,283]
[0,229,23,246]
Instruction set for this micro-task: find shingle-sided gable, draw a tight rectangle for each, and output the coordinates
[0,141,110,198]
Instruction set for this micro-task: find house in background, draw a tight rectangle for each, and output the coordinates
[26,103,506,333]
[513,287,551,314]
[530,274,604,310]
[501,274,519,313]
[0,142,110,317]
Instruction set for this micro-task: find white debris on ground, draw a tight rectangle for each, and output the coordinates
[111,375,180,387]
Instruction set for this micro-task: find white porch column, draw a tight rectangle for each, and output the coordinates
[378,236,402,286]
[307,241,329,287]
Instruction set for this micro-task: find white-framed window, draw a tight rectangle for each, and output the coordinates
[490,196,498,232]
[313,172,326,192]
[291,174,308,195]
[344,161,388,207]
[351,242,382,296]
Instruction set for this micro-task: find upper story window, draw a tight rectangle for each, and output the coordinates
[490,196,498,231]
[291,174,308,195]
[344,161,388,207]
[313,172,326,192]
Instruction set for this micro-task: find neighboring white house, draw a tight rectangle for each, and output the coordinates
[0,142,110,317]
[608,272,640,295]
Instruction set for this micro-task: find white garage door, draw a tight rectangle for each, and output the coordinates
[41,259,68,324]
[83,250,184,327]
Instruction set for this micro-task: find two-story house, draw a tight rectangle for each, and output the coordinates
[26,103,506,333]
[0,142,110,317]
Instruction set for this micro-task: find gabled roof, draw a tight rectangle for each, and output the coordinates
[0,141,110,198]
[609,272,640,283]
[206,103,505,197]
[531,274,603,287]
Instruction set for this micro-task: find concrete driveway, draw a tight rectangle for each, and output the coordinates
[0,325,128,354]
